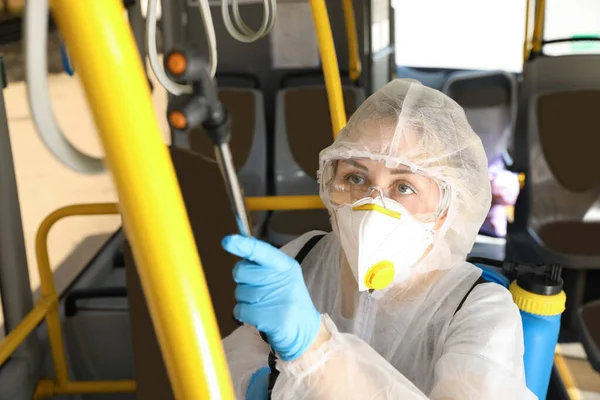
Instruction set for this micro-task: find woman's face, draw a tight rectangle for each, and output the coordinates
[329,157,444,222]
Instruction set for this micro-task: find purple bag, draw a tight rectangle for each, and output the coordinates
[480,156,520,237]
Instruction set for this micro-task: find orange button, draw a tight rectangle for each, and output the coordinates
[167,51,187,75]
[169,110,188,130]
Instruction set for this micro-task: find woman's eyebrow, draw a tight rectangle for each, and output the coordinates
[390,169,411,175]
[344,160,368,171]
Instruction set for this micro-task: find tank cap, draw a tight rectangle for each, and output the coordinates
[516,264,563,296]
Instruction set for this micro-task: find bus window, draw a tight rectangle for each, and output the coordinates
[544,0,600,56]
[393,0,526,72]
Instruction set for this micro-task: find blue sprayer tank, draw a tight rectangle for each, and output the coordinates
[509,272,566,400]
[475,263,566,400]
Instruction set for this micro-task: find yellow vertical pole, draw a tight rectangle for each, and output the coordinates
[49,1,234,399]
[310,0,348,138]
[523,0,532,63]
[532,0,546,55]
[342,0,361,82]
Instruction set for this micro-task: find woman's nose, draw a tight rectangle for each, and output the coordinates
[367,185,386,200]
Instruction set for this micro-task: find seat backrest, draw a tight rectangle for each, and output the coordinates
[215,72,261,90]
[125,147,242,399]
[513,55,600,233]
[274,85,365,195]
[396,66,450,91]
[442,71,517,163]
[278,69,357,88]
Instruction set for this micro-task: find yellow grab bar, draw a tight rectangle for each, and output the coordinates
[0,296,57,366]
[35,203,125,393]
[246,195,325,211]
[531,0,546,55]
[310,0,347,138]
[50,1,234,399]
[35,380,136,400]
[522,0,533,62]
[0,203,135,398]
[342,0,361,81]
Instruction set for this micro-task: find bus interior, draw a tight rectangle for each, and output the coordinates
[0,0,599,399]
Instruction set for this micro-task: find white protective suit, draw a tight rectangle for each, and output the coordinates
[223,79,536,399]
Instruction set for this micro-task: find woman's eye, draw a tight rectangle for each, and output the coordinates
[346,174,366,185]
[397,183,415,195]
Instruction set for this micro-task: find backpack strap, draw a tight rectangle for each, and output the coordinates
[454,275,489,316]
[266,233,326,398]
[294,234,327,265]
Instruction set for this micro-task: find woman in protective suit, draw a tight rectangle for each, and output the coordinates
[222,79,536,399]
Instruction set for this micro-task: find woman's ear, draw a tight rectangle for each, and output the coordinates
[434,214,447,230]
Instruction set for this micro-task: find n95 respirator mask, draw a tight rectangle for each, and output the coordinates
[333,196,435,292]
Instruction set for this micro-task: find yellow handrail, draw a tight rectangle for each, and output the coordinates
[49,1,234,399]
[33,204,132,398]
[342,0,361,82]
[522,0,532,63]
[0,203,136,398]
[0,296,57,366]
[531,0,546,55]
[310,0,347,138]
[246,195,325,211]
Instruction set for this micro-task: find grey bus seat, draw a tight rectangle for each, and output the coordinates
[215,72,261,89]
[188,88,268,236]
[577,299,600,372]
[59,231,135,397]
[125,146,242,399]
[396,66,450,91]
[442,70,517,162]
[505,54,600,329]
[267,85,365,246]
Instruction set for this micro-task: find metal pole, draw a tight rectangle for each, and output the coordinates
[532,0,546,55]
[523,0,532,63]
[160,0,185,50]
[342,0,361,82]
[0,56,39,358]
[51,0,235,397]
[310,0,347,138]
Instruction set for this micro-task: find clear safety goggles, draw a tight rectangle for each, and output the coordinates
[321,157,450,222]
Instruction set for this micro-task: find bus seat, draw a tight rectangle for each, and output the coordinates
[59,230,137,396]
[63,284,133,388]
[443,71,519,238]
[267,85,365,246]
[188,87,268,236]
[124,146,242,399]
[215,72,261,89]
[577,299,600,373]
[506,54,600,330]
[395,66,450,91]
[442,70,517,162]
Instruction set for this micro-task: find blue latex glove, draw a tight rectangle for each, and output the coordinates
[245,366,269,400]
[222,235,321,361]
